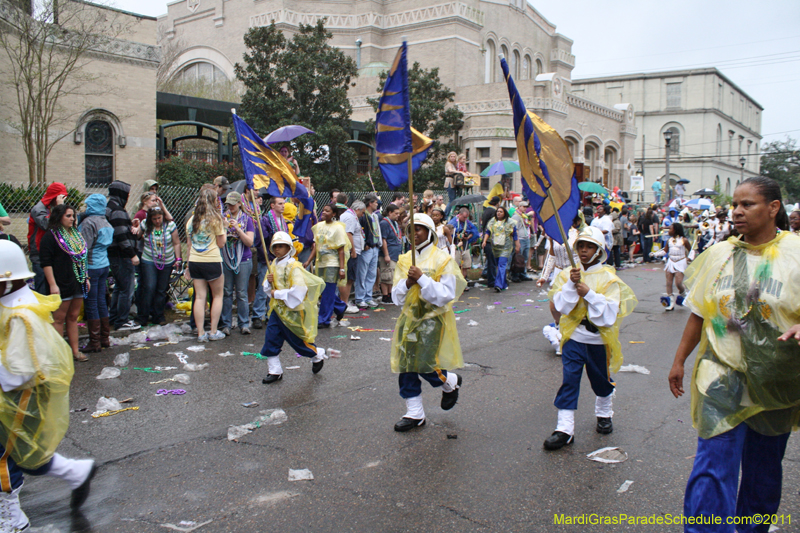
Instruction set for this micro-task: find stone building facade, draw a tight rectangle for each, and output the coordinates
[159,0,637,193]
[572,68,762,201]
[0,0,159,193]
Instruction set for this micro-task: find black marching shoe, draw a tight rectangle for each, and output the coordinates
[543,431,574,450]
[312,359,324,374]
[394,417,426,432]
[441,374,463,410]
[596,417,613,434]
[70,463,98,510]
[318,322,331,329]
[252,317,263,329]
[262,374,283,384]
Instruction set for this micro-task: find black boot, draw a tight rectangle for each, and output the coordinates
[312,359,324,374]
[394,417,425,432]
[596,417,613,434]
[262,374,283,384]
[543,431,574,450]
[441,374,462,410]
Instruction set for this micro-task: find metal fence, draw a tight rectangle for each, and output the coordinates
[0,181,455,251]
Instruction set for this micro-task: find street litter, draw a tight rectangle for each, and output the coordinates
[242,351,267,359]
[150,373,190,385]
[153,341,178,347]
[350,335,361,340]
[587,447,628,463]
[91,406,138,419]
[288,468,314,481]
[183,363,209,372]
[468,320,479,327]
[331,335,347,339]
[629,341,645,344]
[454,309,470,314]
[113,352,130,366]
[486,305,495,310]
[156,389,186,395]
[96,367,121,380]
[327,348,341,358]
[379,338,392,341]
[160,519,214,532]
[617,480,634,494]
[493,302,502,305]
[227,409,288,441]
[505,310,518,314]
[170,352,189,364]
[618,364,650,375]
[286,366,301,369]
[131,346,149,351]
[70,408,88,413]
[218,351,235,357]
[185,345,206,352]
[153,366,177,371]
[525,299,535,303]
[133,367,161,373]
[242,402,259,408]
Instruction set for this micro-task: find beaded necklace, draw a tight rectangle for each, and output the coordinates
[268,209,288,233]
[148,224,168,270]
[52,226,88,297]
[223,209,247,273]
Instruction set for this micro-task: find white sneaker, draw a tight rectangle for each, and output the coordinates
[0,484,29,532]
[345,305,360,314]
[357,301,370,309]
[208,330,226,341]
[367,299,380,308]
[116,320,141,332]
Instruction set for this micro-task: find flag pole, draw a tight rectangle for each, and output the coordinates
[407,152,416,266]
[546,191,577,269]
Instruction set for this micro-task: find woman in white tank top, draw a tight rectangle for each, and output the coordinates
[651,222,691,311]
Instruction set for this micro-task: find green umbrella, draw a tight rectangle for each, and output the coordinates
[578,181,609,195]
[480,160,521,177]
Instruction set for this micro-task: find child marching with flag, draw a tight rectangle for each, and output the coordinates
[544,227,637,449]
[259,232,327,384]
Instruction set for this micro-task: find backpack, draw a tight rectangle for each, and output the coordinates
[510,252,526,274]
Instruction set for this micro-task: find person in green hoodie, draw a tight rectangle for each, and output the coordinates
[78,194,114,354]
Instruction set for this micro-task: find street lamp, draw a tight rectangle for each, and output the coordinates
[739,156,746,183]
[663,129,673,204]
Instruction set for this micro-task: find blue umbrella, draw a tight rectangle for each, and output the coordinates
[480,160,521,177]
[262,125,315,144]
[684,198,713,210]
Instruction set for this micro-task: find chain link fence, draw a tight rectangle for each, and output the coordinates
[0,181,458,251]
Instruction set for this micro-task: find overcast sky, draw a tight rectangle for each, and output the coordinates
[116,0,799,145]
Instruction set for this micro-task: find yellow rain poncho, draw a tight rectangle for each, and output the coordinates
[486,218,516,259]
[312,221,352,288]
[684,231,800,439]
[549,265,637,374]
[0,293,73,470]
[281,202,304,256]
[267,257,325,343]
[390,246,467,374]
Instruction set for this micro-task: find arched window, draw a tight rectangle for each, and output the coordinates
[512,50,521,79]
[500,45,509,82]
[726,178,731,196]
[522,55,531,80]
[535,59,543,77]
[716,124,722,157]
[714,175,720,191]
[85,120,114,186]
[664,126,680,156]
[175,61,228,83]
[485,40,496,83]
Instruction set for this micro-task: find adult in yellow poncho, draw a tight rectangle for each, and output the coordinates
[668,177,800,531]
[390,214,467,432]
[311,204,352,328]
[259,232,325,385]
[544,226,637,451]
[0,240,97,529]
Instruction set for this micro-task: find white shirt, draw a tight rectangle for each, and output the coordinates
[552,263,620,345]
[591,215,614,249]
[340,210,364,255]
[391,245,456,308]
[0,285,36,391]
[262,255,308,310]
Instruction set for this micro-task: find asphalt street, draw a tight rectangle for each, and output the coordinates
[22,264,800,533]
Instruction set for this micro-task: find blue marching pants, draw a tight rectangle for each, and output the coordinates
[684,423,790,533]
[495,256,509,290]
[260,312,317,359]
[398,371,448,399]
[0,444,52,492]
[554,339,615,410]
[318,282,347,326]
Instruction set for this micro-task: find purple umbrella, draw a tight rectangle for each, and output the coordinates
[262,125,315,144]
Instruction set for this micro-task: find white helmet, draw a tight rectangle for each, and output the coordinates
[270,231,296,259]
[575,226,607,264]
[405,213,438,249]
[0,240,35,282]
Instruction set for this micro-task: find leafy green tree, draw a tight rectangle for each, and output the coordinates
[367,62,464,189]
[235,20,358,191]
[760,137,800,203]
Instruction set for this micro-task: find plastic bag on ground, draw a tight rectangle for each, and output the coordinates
[183,363,209,372]
[618,364,650,375]
[227,424,254,440]
[126,331,148,344]
[173,374,191,384]
[95,396,121,413]
[587,446,628,463]
[288,468,314,481]
[96,367,121,380]
[113,352,130,367]
[468,320,479,327]
[255,409,287,426]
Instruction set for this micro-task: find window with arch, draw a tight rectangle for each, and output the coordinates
[484,40,496,83]
[85,120,114,186]
[664,126,680,156]
[522,55,531,80]
[175,61,228,84]
[715,175,720,191]
[726,178,731,196]
[500,45,509,82]
[535,59,543,77]
[716,124,722,157]
[512,50,520,79]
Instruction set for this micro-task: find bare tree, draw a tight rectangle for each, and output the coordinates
[156,22,184,90]
[0,0,129,184]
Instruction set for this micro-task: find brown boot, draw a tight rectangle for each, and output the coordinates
[81,319,102,353]
[100,317,112,348]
